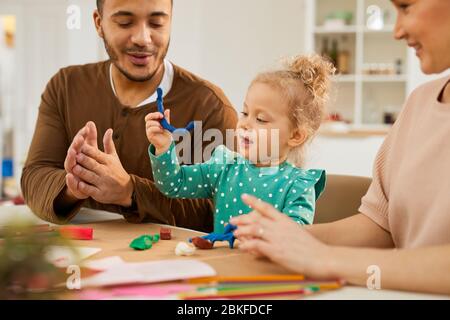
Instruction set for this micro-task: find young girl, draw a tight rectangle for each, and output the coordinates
[145,54,335,233]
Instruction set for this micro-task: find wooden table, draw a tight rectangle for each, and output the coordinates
[71,219,292,278]
[1,205,448,300]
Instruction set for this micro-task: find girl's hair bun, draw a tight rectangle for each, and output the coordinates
[284,54,336,100]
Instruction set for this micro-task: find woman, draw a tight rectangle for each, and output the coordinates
[230,0,450,295]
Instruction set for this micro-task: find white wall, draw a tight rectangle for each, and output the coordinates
[1,0,104,182]
[169,0,307,110]
[306,135,385,177]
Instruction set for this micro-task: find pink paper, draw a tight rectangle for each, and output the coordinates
[79,290,112,300]
[112,284,194,296]
[79,284,195,300]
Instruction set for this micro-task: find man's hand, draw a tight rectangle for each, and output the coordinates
[145,110,173,155]
[72,128,133,207]
[63,122,99,202]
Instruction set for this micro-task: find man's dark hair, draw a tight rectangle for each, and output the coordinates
[97,0,104,14]
[97,0,173,15]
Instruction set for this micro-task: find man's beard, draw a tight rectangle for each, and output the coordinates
[102,34,169,82]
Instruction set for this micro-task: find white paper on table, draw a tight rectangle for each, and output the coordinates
[81,259,216,288]
[82,256,125,270]
[45,246,102,268]
[0,205,123,226]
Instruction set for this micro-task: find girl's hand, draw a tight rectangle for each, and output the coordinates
[230,194,335,280]
[145,110,172,155]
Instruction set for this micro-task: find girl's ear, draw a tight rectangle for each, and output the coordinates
[288,128,307,148]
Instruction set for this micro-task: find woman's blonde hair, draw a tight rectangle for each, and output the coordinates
[251,54,335,167]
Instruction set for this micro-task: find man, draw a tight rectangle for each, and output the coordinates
[21,0,237,232]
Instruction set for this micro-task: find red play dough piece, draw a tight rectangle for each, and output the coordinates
[160,227,172,240]
[59,226,93,240]
[191,237,214,249]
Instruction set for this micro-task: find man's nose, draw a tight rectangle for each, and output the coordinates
[131,23,152,47]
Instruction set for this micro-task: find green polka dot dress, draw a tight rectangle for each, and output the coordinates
[149,143,326,233]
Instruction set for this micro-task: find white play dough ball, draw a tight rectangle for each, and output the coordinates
[175,242,196,256]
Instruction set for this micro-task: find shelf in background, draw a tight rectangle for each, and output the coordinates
[314,25,358,34]
[333,74,407,83]
[319,123,392,138]
[333,74,357,82]
[308,0,410,128]
[315,25,395,35]
[361,74,407,82]
[363,26,395,33]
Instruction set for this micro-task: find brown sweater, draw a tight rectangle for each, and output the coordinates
[21,61,237,232]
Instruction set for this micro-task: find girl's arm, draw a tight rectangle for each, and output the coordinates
[149,142,215,199]
[281,170,327,225]
[281,187,316,225]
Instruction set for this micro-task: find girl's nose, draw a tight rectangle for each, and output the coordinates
[240,122,249,131]
[238,116,250,131]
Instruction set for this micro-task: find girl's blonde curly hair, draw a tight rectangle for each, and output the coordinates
[251,54,335,167]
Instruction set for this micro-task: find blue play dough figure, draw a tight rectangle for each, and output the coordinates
[189,224,238,249]
[156,88,195,133]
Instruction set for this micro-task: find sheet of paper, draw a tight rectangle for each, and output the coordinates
[70,208,123,224]
[0,205,122,226]
[81,259,216,288]
[79,283,195,300]
[82,256,125,270]
[46,246,102,268]
[0,205,52,226]
[112,283,194,296]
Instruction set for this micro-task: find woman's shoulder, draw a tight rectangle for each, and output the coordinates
[408,75,450,102]
[391,74,450,128]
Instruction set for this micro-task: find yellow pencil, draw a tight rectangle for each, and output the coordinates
[187,274,305,284]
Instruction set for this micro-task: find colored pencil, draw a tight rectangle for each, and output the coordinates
[187,274,305,284]
[180,285,316,300]
[196,281,342,292]
[181,288,310,300]
[180,281,343,300]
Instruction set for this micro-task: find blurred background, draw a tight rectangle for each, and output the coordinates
[0,0,449,203]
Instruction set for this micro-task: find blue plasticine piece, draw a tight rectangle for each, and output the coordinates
[156,88,195,133]
[223,223,238,234]
[189,224,237,249]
